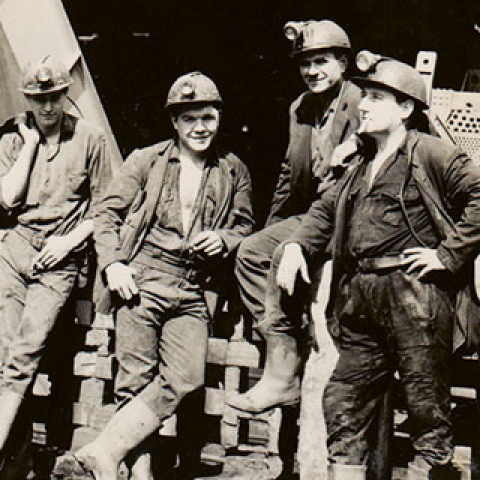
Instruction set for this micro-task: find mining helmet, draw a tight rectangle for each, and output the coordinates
[284,20,351,57]
[19,55,73,95]
[353,50,428,109]
[166,72,222,109]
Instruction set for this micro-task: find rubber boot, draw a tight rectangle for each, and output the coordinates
[226,333,301,413]
[328,463,367,480]
[54,396,161,480]
[0,389,23,452]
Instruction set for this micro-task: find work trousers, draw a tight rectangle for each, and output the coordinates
[324,270,454,467]
[0,228,78,397]
[235,215,303,327]
[114,253,209,421]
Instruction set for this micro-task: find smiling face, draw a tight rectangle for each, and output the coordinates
[171,104,221,155]
[298,51,347,94]
[358,87,413,136]
[25,90,67,133]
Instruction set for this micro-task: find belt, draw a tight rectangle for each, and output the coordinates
[356,254,407,274]
[135,249,201,282]
[13,225,47,251]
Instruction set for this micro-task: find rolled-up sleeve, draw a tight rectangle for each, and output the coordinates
[85,133,114,221]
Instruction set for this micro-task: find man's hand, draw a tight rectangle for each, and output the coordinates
[330,121,367,169]
[330,136,360,169]
[276,243,310,296]
[189,231,225,257]
[31,235,77,272]
[401,247,447,280]
[104,262,138,301]
[18,121,40,147]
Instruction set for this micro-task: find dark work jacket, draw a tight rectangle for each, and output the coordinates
[94,139,254,313]
[289,130,480,352]
[266,80,361,226]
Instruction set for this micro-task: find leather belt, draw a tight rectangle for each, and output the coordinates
[135,249,201,282]
[356,254,407,274]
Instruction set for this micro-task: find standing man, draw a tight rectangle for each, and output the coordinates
[229,19,361,413]
[55,72,254,479]
[274,55,479,479]
[0,55,112,460]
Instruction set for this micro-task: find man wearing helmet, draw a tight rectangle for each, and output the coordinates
[55,72,254,479]
[0,55,112,462]
[272,55,480,479]
[229,20,361,414]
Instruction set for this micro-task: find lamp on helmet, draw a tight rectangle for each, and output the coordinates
[20,55,73,95]
[284,20,351,57]
[166,72,222,109]
[352,51,429,109]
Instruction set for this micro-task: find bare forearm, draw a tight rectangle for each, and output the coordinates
[1,142,37,208]
[64,219,94,250]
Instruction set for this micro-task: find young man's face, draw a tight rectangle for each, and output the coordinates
[358,87,411,135]
[26,90,67,132]
[172,105,221,154]
[298,51,347,94]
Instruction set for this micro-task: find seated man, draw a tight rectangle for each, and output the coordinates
[0,56,112,460]
[55,72,254,479]
[273,55,479,479]
[229,19,361,413]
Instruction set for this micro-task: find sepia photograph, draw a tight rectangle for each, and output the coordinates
[0,1,480,479]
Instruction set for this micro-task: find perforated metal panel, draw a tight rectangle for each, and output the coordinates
[431,89,480,163]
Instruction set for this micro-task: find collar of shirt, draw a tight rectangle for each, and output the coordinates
[296,81,343,126]
[26,111,77,146]
[168,141,220,166]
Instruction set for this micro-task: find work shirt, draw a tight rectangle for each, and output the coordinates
[347,146,439,259]
[310,87,341,182]
[0,113,112,236]
[142,150,219,258]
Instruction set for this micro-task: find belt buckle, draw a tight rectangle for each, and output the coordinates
[31,231,46,251]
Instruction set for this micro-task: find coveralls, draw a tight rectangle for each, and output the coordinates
[284,130,480,466]
[94,139,254,419]
[235,81,361,328]
[0,113,112,397]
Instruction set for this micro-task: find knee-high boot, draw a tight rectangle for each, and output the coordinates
[54,395,161,480]
[226,332,301,413]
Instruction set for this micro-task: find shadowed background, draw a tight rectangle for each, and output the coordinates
[63,0,480,223]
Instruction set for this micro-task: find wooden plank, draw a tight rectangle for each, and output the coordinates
[84,328,110,347]
[207,338,228,365]
[221,366,241,448]
[205,387,225,416]
[74,351,97,377]
[72,402,116,429]
[226,341,260,369]
[91,312,115,331]
[32,373,51,397]
[74,352,113,380]
[78,378,106,404]
[248,418,269,445]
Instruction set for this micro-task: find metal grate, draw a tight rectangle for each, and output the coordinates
[431,89,480,163]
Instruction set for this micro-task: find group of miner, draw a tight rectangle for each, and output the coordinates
[0,17,478,480]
